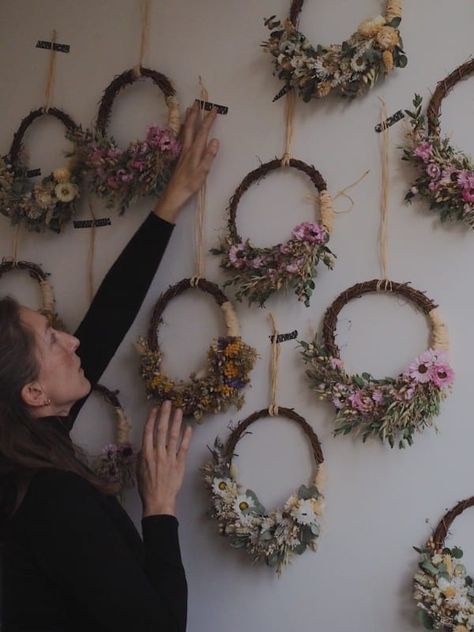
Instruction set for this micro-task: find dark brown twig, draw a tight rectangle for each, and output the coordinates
[433,497,474,550]
[321,280,438,358]
[427,59,474,137]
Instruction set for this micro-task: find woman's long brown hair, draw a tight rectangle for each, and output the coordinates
[0,296,117,521]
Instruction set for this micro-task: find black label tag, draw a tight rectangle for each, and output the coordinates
[73,218,111,229]
[195,99,228,115]
[269,330,298,343]
[26,168,41,177]
[375,109,405,133]
[36,40,70,53]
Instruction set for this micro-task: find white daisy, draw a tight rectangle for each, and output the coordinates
[54,182,78,203]
[290,499,317,526]
[233,494,255,518]
[212,477,236,499]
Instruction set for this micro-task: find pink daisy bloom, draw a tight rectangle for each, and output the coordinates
[414,142,433,162]
[330,357,344,371]
[372,389,384,404]
[431,364,454,388]
[292,222,328,245]
[457,170,474,189]
[228,244,246,268]
[407,352,435,384]
[348,389,373,413]
[462,188,474,204]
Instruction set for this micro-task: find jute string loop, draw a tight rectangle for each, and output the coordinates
[12,224,22,263]
[116,406,132,444]
[305,169,370,232]
[281,89,296,167]
[87,197,97,303]
[43,30,58,113]
[428,308,450,351]
[268,312,280,417]
[378,97,390,282]
[192,76,209,286]
[133,0,151,78]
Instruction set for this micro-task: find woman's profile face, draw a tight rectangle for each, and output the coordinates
[19,307,91,414]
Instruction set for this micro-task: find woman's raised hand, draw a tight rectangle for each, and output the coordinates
[137,401,192,518]
[154,102,219,223]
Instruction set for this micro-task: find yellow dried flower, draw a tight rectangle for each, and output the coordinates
[357,15,386,38]
[224,363,238,378]
[224,342,241,357]
[316,82,332,98]
[53,167,71,183]
[375,26,399,50]
[383,50,394,72]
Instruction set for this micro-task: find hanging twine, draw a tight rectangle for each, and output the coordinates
[377,97,391,290]
[43,29,58,112]
[166,95,181,134]
[87,197,97,303]
[115,407,132,444]
[191,76,209,288]
[39,279,56,315]
[12,223,22,263]
[133,0,151,78]
[268,312,280,416]
[281,89,296,166]
[221,301,241,337]
[428,308,450,351]
[305,169,370,233]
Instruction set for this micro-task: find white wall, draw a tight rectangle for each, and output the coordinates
[1,1,473,630]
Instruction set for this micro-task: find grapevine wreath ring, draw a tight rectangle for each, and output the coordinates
[414,497,474,630]
[263,0,406,102]
[212,158,336,308]
[0,107,81,233]
[403,59,474,227]
[203,406,325,574]
[69,66,181,213]
[138,278,257,420]
[0,258,63,329]
[92,383,136,493]
[299,280,454,448]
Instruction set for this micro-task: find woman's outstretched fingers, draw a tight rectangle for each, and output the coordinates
[155,400,172,454]
[167,407,183,456]
[142,406,158,462]
[177,424,192,463]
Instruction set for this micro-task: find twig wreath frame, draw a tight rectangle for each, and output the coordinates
[0,258,62,329]
[262,0,406,102]
[69,67,181,213]
[211,158,336,307]
[403,59,474,228]
[299,280,454,448]
[92,384,136,493]
[0,107,81,233]
[414,498,474,630]
[203,407,325,574]
[138,278,257,420]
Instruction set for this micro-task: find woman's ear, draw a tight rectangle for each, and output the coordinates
[20,381,49,409]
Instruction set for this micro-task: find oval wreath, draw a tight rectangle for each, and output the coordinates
[203,407,325,574]
[138,278,257,420]
[0,258,63,329]
[0,107,81,233]
[414,498,474,630]
[92,384,136,494]
[299,280,454,448]
[403,59,474,228]
[69,67,181,214]
[263,0,406,102]
[211,158,336,308]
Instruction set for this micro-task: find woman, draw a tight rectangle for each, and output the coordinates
[0,102,218,631]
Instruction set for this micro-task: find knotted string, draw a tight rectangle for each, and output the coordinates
[133,0,151,78]
[191,76,208,288]
[43,29,58,112]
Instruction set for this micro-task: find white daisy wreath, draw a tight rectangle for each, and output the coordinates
[414,497,474,630]
[263,0,406,101]
[203,407,325,574]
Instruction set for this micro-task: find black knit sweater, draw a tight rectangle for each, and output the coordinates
[1,213,188,632]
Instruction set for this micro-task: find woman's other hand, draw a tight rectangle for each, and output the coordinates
[154,102,219,224]
[137,401,192,518]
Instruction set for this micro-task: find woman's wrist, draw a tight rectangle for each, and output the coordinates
[142,502,177,518]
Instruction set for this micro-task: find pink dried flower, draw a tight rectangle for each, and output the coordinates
[228,243,246,268]
[106,176,120,190]
[348,389,373,413]
[414,142,433,162]
[457,170,474,190]
[431,364,454,388]
[426,163,441,180]
[407,351,435,384]
[372,389,384,404]
[462,188,474,204]
[330,357,344,371]
[292,221,328,245]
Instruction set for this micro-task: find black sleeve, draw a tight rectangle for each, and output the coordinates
[69,213,174,423]
[20,471,187,632]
